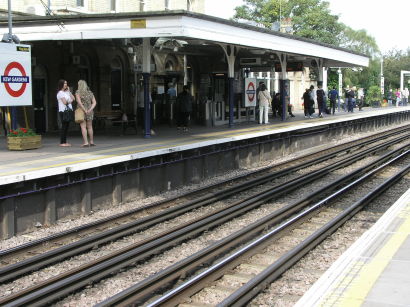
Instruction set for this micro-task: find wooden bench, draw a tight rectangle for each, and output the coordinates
[94,111,137,135]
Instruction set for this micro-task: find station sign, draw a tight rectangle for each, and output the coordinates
[274,62,303,72]
[244,78,257,107]
[0,42,32,106]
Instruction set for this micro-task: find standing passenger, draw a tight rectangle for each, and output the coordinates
[176,85,193,131]
[328,86,339,115]
[56,79,74,147]
[272,93,281,117]
[257,83,271,124]
[347,87,356,112]
[387,89,393,106]
[395,88,401,107]
[316,84,326,118]
[75,80,97,147]
[303,88,314,118]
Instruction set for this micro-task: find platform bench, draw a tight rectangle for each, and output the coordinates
[94,111,137,135]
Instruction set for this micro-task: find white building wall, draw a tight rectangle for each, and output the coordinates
[0,0,205,14]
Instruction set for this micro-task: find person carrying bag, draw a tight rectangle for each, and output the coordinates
[57,79,74,147]
[62,105,74,122]
[75,107,85,123]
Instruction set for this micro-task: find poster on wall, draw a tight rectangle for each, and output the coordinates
[0,42,32,106]
[244,78,257,107]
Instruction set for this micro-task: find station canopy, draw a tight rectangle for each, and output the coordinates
[0,10,369,69]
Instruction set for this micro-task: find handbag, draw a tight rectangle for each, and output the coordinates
[75,108,85,123]
[62,106,74,122]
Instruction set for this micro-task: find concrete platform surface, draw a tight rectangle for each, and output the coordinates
[0,107,409,185]
[295,188,410,307]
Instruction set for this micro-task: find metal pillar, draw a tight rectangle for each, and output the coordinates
[276,53,288,121]
[142,38,151,138]
[220,44,238,128]
[143,72,151,138]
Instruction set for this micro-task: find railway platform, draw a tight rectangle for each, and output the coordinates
[296,187,410,307]
[1,106,410,239]
[1,106,409,185]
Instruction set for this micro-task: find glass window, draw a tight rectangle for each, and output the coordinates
[77,0,84,7]
[111,0,116,11]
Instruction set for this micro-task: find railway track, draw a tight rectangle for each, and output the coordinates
[1,128,410,306]
[96,147,410,306]
[1,126,408,269]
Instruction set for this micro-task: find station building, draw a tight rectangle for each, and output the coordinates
[0,8,368,137]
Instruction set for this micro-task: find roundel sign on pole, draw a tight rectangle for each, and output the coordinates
[244,78,257,107]
[0,43,32,106]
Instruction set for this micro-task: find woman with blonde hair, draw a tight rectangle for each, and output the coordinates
[75,80,96,147]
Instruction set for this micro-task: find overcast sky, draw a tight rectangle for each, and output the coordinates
[205,0,410,54]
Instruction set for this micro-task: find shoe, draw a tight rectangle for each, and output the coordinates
[81,143,89,147]
[309,116,313,118]
[150,129,156,135]
[89,143,96,147]
[319,114,323,118]
[304,116,308,118]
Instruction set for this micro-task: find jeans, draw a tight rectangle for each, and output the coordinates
[59,112,70,144]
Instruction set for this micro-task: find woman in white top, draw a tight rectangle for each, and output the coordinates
[56,79,74,147]
[257,83,271,124]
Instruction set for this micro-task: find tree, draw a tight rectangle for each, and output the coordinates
[233,0,378,53]
[382,48,410,92]
[233,0,343,45]
[339,26,379,57]
[233,0,383,91]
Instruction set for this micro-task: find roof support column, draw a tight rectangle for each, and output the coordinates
[220,44,239,128]
[315,58,324,85]
[322,68,328,91]
[142,37,151,138]
[315,58,328,91]
[183,54,188,86]
[277,53,288,121]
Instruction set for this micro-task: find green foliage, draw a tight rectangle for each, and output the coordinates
[7,128,37,137]
[366,85,382,105]
[233,0,375,49]
[382,48,410,92]
[339,26,379,57]
[232,0,410,93]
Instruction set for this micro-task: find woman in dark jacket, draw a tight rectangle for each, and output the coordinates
[176,85,193,131]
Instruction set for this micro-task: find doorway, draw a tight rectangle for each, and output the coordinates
[32,65,48,133]
[111,59,123,110]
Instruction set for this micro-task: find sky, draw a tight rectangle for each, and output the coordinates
[205,0,410,54]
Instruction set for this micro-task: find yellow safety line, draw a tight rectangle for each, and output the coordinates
[336,205,410,307]
[0,137,208,176]
[0,138,193,170]
[0,121,309,176]
[0,125,282,171]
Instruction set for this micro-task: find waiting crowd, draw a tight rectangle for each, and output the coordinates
[256,81,409,123]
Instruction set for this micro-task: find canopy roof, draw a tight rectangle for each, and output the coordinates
[0,10,369,68]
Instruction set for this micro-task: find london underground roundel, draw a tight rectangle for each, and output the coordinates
[2,61,29,98]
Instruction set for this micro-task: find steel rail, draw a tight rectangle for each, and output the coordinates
[96,144,410,307]
[2,131,406,284]
[219,154,410,306]
[1,126,407,261]
[1,136,408,306]
[145,150,410,307]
